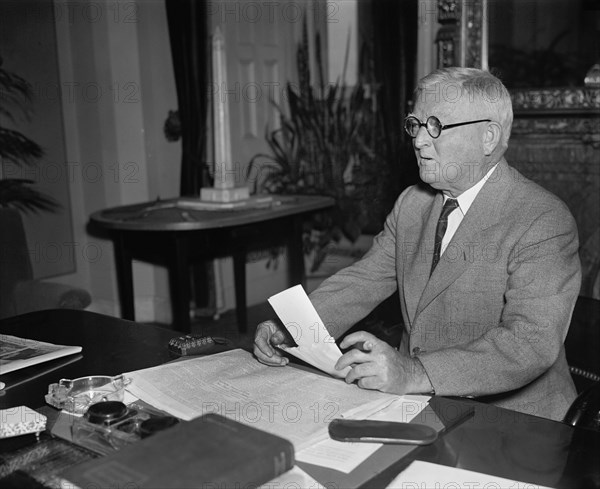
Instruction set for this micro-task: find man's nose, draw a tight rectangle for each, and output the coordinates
[413,126,431,149]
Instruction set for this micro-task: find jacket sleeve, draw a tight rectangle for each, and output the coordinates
[309,190,410,340]
[418,202,581,397]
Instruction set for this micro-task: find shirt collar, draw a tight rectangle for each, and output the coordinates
[443,163,499,215]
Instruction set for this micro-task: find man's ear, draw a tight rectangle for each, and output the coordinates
[482,121,502,155]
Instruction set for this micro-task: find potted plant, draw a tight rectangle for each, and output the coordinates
[0,55,58,213]
[247,31,393,272]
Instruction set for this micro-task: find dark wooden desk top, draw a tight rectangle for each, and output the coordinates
[0,309,178,411]
[1,309,599,488]
[89,194,335,231]
[386,396,600,489]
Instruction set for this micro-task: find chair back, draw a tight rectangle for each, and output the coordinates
[565,296,600,393]
[563,382,600,432]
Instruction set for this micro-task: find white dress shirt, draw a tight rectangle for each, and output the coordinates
[441,164,498,256]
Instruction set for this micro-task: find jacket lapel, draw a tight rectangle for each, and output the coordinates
[414,160,512,320]
[403,192,443,328]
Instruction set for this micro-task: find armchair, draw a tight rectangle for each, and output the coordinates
[562,296,600,432]
[0,208,91,319]
[565,296,600,394]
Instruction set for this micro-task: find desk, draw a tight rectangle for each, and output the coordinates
[90,195,334,333]
[0,310,177,412]
[1,309,599,488]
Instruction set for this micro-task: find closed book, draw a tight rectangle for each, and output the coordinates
[59,413,295,489]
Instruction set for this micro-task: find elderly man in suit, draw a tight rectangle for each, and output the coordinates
[254,67,581,421]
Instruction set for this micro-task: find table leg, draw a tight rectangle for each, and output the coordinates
[113,232,135,321]
[288,217,306,288]
[169,236,191,333]
[233,251,247,333]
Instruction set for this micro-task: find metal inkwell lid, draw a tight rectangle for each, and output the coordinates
[45,375,131,415]
[85,400,129,425]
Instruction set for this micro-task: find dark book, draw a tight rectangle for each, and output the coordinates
[59,413,295,489]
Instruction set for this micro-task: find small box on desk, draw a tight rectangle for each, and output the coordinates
[58,413,294,489]
[0,406,47,439]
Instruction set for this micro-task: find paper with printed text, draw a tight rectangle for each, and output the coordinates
[124,349,397,451]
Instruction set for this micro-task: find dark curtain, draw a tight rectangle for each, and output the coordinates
[370,0,419,194]
[351,0,419,328]
[165,0,214,312]
[357,0,419,234]
[165,0,210,196]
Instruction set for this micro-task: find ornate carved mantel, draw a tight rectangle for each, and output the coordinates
[508,88,600,298]
[436,1,600,298]
[436,0,487,69]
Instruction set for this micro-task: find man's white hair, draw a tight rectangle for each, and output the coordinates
[415,67,513,150]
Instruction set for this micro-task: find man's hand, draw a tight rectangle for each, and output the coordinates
[253,320,290,366]
[335,331,433,395]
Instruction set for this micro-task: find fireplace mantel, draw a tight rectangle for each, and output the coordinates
[507,89,600,298]
[435,0,600,298]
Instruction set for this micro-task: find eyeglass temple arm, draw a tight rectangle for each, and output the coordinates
[441,119,491,130]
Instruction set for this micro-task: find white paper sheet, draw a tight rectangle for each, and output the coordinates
[259,466,323,488]
[268,284,351,378]
[297,396,431,473]
[386,460,554,489]
[124,349,398,451]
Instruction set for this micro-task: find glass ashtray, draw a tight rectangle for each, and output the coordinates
[45,375,131,415]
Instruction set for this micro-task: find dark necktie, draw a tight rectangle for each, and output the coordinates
[431,198,459,275]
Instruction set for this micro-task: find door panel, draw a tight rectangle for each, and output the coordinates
[211,1,300,188]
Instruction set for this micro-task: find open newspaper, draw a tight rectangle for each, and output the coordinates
[0,334,82,375]
[124,349,399,451]
[122,349,432,477]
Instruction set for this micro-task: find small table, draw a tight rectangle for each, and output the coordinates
[90,195,334,333]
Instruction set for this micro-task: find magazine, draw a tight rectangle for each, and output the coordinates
[0,334,82,376]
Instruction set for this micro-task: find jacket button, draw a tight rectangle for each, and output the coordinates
[412,346,421,356]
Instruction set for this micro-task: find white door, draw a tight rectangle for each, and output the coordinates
[210,0,310,190]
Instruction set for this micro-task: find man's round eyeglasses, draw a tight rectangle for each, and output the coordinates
[404,115,491,139]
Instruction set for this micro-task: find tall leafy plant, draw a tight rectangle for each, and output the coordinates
[0,55,58,214]
[248,29,391,270]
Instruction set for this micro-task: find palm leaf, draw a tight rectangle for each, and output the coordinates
[1,61,56,215]
[0,127,44,166]
[247,12,398,265]
[0,179,60,214]
[0,66,33,120]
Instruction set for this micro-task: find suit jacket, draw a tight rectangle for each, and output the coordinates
[310,159,581,421]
